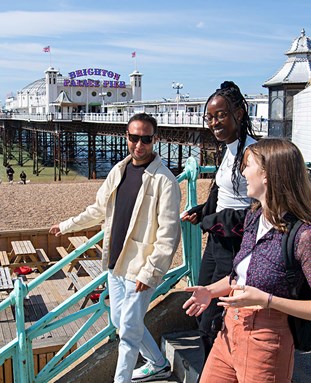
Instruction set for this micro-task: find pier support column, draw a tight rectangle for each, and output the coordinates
[178,144,183,174]
[88,132,96,179]
[32,130,39,175]
[53,124,62,181]
[1,121,8,166]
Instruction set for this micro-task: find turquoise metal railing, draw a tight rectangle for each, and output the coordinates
[0,156,215,383]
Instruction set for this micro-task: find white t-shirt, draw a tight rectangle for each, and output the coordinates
[216,136,256,212]
[236,214,273,285]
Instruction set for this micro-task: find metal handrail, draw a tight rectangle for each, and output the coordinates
[0,111,206,127]
[0,156,215,383]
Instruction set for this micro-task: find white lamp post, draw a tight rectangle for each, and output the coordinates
[172,82,183,112]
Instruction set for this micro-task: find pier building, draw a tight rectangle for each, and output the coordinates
[5,66,143,115]
[0,93,268,181]
[4,65,268,128]
[263,28,311,138]
[1,65,268,181]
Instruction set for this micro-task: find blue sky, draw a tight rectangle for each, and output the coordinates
[0,0,310,105]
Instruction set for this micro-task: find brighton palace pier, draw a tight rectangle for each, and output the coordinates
[1,63,269,180]
[1,28,311,181]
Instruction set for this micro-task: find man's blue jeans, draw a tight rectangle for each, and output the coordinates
[108,270,165,383]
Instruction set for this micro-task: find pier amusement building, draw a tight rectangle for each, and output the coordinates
[1,64,269,181]
[5,66,143,115]
[4,64,268,125]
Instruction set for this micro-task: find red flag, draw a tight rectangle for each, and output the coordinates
[43,46,50,53]
[132,51,136,58]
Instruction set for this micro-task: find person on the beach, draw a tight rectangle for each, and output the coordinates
[181,81,256,369]
[6,164,14,183]
[50,113,181,383]
[20,171,27,184]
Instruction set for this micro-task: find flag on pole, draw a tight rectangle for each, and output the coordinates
[131,51,136,58]
[43,46,50,53]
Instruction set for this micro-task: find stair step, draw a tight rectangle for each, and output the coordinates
[161,330,202,383]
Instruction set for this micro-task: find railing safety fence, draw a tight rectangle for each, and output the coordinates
[0,111,203,125]
[0,157,215,383]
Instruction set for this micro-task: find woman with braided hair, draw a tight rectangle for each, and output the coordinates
[182,81,257,369]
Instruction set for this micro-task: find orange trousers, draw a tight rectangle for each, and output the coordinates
[200,307,294,383]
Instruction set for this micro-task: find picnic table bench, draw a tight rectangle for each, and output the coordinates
[0,251,10,268]
[67,259,105,309]
[56,246,88,272]
[0,266,15,318]
[0,266,14,294]
[56,236,102,272]
[7,241,51,273]
[0,246,50,274]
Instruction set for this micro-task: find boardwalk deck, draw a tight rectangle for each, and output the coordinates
[0,269,109,347]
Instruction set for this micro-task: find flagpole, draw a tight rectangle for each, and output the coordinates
[132,52,137,71]
[43,46,52,66]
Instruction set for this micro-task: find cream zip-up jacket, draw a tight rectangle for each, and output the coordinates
[59,153,181,288]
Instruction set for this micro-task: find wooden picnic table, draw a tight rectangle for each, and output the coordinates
[11,240,37,260]
[0,266,14,294]
[8,240,50,273]
[67,259,105,309]
[55,236,104,308]
[57,236,101,273]
[0,266,15,318]
[67,236,100,258]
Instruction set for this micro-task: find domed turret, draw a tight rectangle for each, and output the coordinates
[264,29,311,87]
[263,29,311,138]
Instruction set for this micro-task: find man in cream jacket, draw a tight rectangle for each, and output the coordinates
[50,113,181,383]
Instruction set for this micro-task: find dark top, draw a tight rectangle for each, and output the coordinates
[188,182,247,239]
[6,166,14,176]
[109,160,150,269]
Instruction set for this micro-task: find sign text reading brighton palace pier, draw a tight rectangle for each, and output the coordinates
[63,67,126,88]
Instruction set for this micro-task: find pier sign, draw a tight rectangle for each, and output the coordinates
[63,67,126,88]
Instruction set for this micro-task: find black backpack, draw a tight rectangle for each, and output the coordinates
[282,219,311,352]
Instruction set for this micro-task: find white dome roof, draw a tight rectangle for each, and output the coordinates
[21,78,45,94]
[263,29,311,87]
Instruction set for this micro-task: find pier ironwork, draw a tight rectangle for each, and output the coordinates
[0,113,216,180]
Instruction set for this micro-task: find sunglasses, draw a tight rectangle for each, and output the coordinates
[128,133,154,145]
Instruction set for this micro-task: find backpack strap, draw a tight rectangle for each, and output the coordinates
[281,219,304,299]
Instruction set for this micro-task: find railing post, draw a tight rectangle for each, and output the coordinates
[14,278,32,383]
[178,157,202,286]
